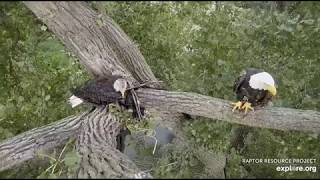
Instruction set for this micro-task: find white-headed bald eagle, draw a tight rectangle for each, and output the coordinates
[68,75,144,118]
[232,68,277,113]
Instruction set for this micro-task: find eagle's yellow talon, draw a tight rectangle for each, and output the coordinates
[241,102,254,114]
[231,101,243,112]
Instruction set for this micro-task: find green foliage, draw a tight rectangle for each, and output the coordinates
[0,1,319,179]
[0,2,88,140]
[152,145,206,178]
[0,139,80,179]
[36,138,80,178]
[240,129,320,179]
[184,118,232,153]
[225,148,250,178]
[109,104,157,133]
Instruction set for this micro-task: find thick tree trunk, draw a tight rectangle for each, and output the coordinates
[23,1,160,88]
[76,107,151,178]
[0,111,87,172]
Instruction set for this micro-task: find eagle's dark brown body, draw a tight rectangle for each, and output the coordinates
[71,76,144,116]
[71,76,124,106]
[233,68,273,107]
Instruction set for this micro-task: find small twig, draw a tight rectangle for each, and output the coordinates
[151,136,158,155]
[51,162,58,174]
[140,161,178,174]
[38,153,57,162]
[51,159,65,174]
[58,140,69,160]
[126,80,164,121]
[38,139,73,175]
[52,138,73,173]
[43,163,56,174]
[130,89,143,121]
[126,80,164,90]
[58,169,63,176]
[134,128,152,134]
[131,127,157,154]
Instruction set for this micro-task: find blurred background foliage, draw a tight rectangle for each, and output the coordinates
[0,1,319,178]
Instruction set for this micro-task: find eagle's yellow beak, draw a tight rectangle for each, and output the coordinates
[266,84,277,96]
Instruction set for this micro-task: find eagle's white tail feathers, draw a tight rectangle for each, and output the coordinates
[68,95,83,108]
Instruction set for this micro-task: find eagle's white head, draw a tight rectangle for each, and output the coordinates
[249,72,277,96]
[113,78,128,98]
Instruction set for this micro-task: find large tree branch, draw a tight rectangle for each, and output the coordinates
[1,89,319,172]
[0,108,150,177]
[137,89,320,134]
[0,112,86,172]
[23,1,160,88]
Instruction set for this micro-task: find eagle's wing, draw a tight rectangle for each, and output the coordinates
[234,68,266,92]
[233,70,247,92]
[71,79,101,104]
[71,77,121,105]
[255,91,273,106]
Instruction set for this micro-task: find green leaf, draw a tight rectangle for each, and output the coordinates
[36,171,49,179]
[18,96,25,102]
[40,25,47,31]
[45,95,51,101]
[217,59,225,66]
[0,104,5,116]
[96,19,103,27]
[300,19,314,25]
[278,24,294,32]
[64,151,80,169]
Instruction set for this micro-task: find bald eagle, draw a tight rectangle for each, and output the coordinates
[232,68,277,113]
[68,75,144,118]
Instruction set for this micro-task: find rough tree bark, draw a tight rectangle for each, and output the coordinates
[1,1,320,178]
[0,112,86,172]
[76,107,151,178]
[23,1,160,88]
[137,89,320,133]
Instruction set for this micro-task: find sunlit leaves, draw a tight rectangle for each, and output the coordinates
[40,25,47,31]
[63,151,81,173]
